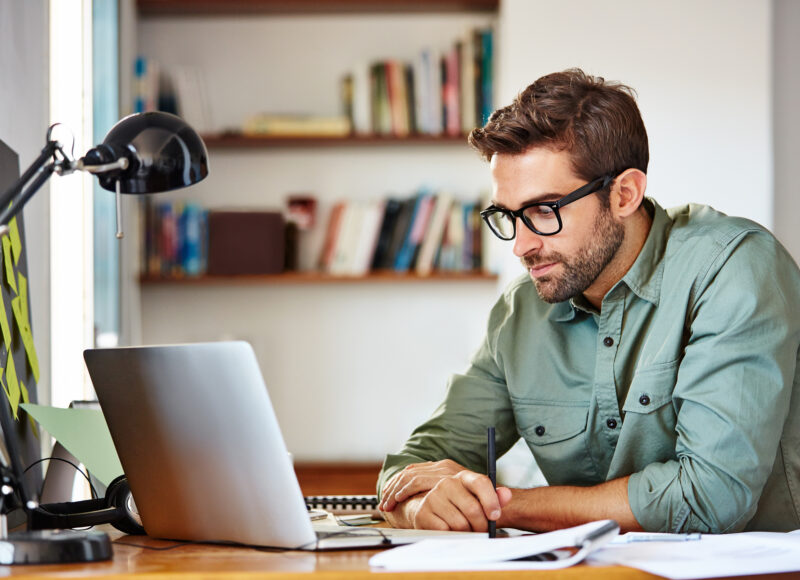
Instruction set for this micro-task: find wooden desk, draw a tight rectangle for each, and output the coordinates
[1,530,796,580]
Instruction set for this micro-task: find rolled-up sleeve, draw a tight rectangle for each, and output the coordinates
[628,231,800,533]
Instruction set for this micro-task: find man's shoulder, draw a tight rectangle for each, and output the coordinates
[664,203,771,252]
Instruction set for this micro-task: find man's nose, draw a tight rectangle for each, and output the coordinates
[513,220,543,257]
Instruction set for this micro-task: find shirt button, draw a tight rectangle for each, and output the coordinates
[639,394,651,406]
[603,337,614,347]
[606,418,618,429]
[534,425,546,436]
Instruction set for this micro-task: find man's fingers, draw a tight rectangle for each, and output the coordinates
[457,471,503,521]
[416,489,475,531]
[394,475,442,505]
[497,486,512,507]
[380,460,467,512]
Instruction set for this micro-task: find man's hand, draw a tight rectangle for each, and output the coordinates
[379,461,512,531]
[379,459,465,512]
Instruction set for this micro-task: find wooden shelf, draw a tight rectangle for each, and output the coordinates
[138,0,499,16]
[200,132,475,149]
[139,271,498,285]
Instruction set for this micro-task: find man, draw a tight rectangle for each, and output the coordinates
[377,69,800,534]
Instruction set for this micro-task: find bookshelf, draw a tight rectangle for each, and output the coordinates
[200,133,476,149]
[140,271,497,285]
[132,1,501,466]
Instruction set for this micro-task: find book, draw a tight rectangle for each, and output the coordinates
[386,60,410,137]
[380,197,417,270]
[242,114,350,137]
[479,28,494,124]
[318,202,346,271]
[370,198,402,270]
[416,193,453,276]
[329,203,362,275]
[370,63,392,135]
[351,200,386,276]
[443,45,461,136]
[350,61,371,135]
[459,35,477,133]
[394,193,434,272]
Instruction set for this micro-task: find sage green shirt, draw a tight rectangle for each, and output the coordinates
[379,199,800,533]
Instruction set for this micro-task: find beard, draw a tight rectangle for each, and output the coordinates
[522,206,625,304]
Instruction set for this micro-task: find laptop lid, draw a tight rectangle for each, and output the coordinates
[84,341,318,549]
[85,341,481,550]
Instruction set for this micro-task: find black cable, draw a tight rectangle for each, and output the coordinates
[23,456,99,500]
[112,539,196,551]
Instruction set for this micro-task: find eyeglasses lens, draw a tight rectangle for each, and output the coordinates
[523,206,560,235]
[487,212,515,239]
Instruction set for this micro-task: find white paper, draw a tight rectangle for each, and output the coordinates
[369,520,618,571]
[589,531,800,579]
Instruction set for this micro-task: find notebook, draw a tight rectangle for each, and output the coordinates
[84,341,482,550]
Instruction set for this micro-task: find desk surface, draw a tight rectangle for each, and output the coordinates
[3,530,798,580]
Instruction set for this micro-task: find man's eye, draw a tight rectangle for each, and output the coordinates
[528,205,555,217]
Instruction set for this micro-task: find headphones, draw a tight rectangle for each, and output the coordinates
[28,475,145,535]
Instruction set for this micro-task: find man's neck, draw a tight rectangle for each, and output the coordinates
[583,207,653,310]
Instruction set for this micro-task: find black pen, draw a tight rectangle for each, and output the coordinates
[487,426,496,538]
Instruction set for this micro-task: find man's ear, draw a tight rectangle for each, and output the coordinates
[611,169,647,218]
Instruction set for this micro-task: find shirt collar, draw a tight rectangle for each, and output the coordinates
[618,197,669,307]
[548,197,670,322]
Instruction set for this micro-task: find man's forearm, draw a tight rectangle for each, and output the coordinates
[498,476,643,532]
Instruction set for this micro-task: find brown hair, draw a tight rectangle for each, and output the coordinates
[468,68,649,181]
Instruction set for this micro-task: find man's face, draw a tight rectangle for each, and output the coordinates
[490,148,625,304]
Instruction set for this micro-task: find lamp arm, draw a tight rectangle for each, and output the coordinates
[0,140,65,230]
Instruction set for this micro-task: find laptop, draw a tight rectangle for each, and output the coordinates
[84,341,482,550]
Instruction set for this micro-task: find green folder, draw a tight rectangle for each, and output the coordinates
[20,403,122,486]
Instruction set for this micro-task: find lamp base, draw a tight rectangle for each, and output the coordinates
[0,529,112,564]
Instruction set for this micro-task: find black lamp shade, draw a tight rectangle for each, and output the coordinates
[87,111,209,194]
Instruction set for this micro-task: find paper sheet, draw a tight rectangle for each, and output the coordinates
[0,285,11,348]
[2,237,16,294]
[11,295,39,382]
[4,353,19,418]
[7,217,21,265]
[369,520,617,571]
[20,404,123,487]
[589,531,800,579]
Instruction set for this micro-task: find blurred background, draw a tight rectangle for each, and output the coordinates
[1,0,797,491]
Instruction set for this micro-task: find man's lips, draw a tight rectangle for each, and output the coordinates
[527,262,557,277]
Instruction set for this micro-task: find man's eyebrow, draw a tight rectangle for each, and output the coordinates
[490,192,562,209]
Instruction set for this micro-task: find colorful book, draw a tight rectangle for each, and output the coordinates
[416,193,453,276]
[395,193,435,272]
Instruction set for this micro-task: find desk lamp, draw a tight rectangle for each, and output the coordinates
[0,111,208,564]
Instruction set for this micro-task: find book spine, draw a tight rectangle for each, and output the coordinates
[480,28,494,125]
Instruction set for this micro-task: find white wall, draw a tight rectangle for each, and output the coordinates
[136,14,503,461]
[498,0,771,226]
[0,0,51,406]
[773,0,800,261]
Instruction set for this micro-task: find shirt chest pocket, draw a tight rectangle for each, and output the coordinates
[619,363,679,458]
[512,400,598,485]
[622,362,679,416]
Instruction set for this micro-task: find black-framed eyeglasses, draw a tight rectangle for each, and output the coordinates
[480,174,614,240]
